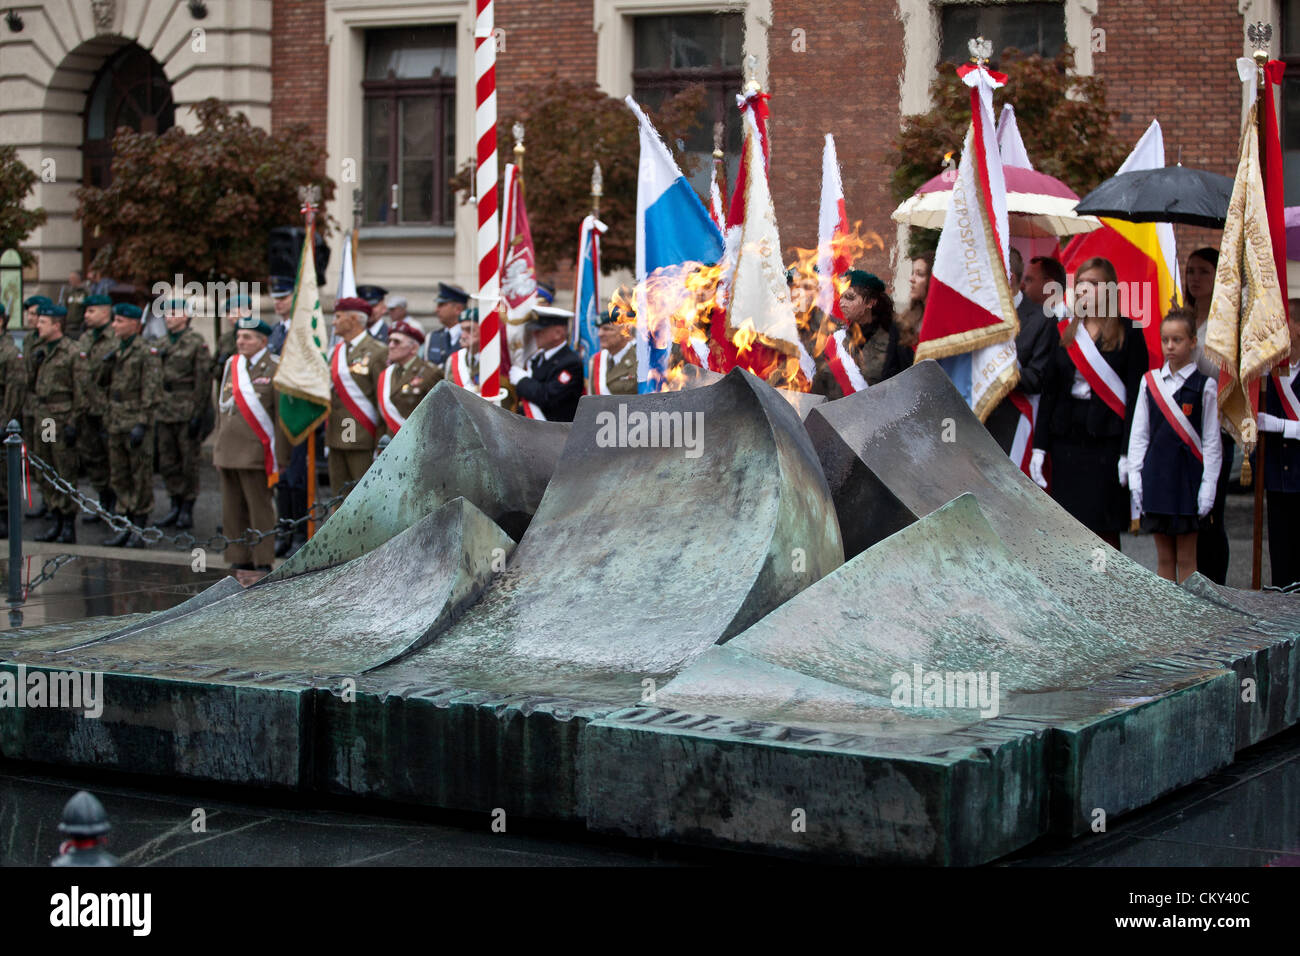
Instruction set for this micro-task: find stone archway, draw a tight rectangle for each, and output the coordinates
[6,0,274,290]
[81,42,176,273]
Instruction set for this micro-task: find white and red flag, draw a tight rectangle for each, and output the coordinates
[915,59,1020,422]
[817,133,850,320]
[498,161,536,373]
[715,102,802,379]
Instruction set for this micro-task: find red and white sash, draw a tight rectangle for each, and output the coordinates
[330,342,378,439]
[376,364,405,435]
[1271,366,1300,422]
[1144,370,1203,463]
[1060,319,1126,419]
[449,349,473,389]
[1007,390,1040,476]
[520,400,547,421]
[230,354,279,482]
[589,351,611,395]
[822,329,868,395]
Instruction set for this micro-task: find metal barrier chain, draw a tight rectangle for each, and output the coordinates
[24,553,77,596]
[23,450,351,553]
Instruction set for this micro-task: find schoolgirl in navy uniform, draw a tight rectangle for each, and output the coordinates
[1127,309,1222,582]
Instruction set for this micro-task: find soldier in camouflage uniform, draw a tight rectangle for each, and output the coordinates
[74,294,117,523]
[101,303,162,548]
[31,304,79,543]
[155,297,212,530]
[0,303,25,538]
[21,295,51,519]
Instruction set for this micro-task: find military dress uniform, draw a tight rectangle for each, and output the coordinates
[0,322,25,533]
[31,333,79,541]
[586,343,637,395]
[102,329,163,535]
[516,344,584,422]
[214,346,287,569]
[425,324,462,367]
[74,322,118,515]
[379,355,443,441]
[327,331,388,496]
[155,326,212,527]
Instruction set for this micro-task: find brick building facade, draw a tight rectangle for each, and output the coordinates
[0,0,1284,307]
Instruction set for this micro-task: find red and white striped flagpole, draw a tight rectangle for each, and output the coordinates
[475,0,501,401]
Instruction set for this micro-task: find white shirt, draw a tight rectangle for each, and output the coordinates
[368,319,386,338]
[611,342,633,365]
[347,330,368,350]
[534,343,565,364]
[1013,290,1024,309]
[1127,361,1222,511]
[448,324,462,346]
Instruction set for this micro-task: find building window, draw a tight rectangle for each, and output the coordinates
[632,13,744,197]
[362,26,457,226]
[1282,0,1300,204]
[938,1,1066,66]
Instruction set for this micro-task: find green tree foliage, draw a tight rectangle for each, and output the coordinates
[888,47,1127,256]
[452,78,707,275]
[76,99,335,288]
[0,145,49,267]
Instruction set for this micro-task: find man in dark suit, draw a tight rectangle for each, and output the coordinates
[425,282,469,366]
[508,307,583,422]
[985,250,1063,452]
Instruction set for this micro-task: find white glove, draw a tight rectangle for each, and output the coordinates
[1257,412,1285,434]
[1029,449,1048,490]
[1117,455,1129,488]
[1288,420,1300,441]
[507,366,530,385]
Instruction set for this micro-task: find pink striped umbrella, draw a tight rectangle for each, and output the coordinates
[892,165,1102,239]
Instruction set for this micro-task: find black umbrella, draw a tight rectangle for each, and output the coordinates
[1073,165,1234,229]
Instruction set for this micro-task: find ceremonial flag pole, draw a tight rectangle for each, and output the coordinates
[915,37,1020,422]
[709,123,726,231]
[1206,23,1292,589]
[475,0,501,402]
[572,163,606,361]
[273,185,333,539]
[498,123,538,381]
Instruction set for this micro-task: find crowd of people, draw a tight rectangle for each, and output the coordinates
[3,243,1298,589]
[802,246,1299,588]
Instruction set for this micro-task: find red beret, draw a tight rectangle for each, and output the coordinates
[334,297,371,314]
[389,320,425,345]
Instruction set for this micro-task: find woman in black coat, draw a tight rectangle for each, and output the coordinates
[1032,257,1149,549]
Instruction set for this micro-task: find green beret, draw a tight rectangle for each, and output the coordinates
[461,307,479,324]
[112,303,143,320]
[845,269,886,296]
[84,294,113,307]
[23,295,52,310]
[236,315,272,336]
[37,304,68,318]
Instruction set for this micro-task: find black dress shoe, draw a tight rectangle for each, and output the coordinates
[34,514,63,542]
[58,512,76,544]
